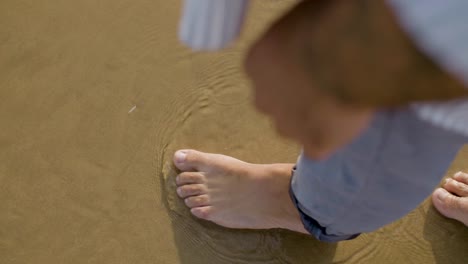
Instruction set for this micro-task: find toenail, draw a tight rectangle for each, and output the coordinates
[175,151,187,163]
[437,190,448,202]
[445,178,450,185]
[454,171,464,179]
[177,187,183,195]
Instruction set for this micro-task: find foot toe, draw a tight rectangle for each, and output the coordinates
[173,149,207,172]
[453,171,468,185]
[432,188,468,222]
[190,206,213,220]
[176,172,205,186]
[177,184,206,198]
[444,178,468,197]
[185,195,210,208]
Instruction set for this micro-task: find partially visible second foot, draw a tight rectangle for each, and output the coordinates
[432,171,468,226]
[172,149,308,234]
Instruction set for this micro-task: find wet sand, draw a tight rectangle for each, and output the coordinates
[1,0,467,263]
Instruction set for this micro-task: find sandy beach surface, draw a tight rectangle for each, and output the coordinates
[1,0,467,263]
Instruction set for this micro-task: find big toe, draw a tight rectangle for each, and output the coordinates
[173,149,207,172]
[432,188,468,225]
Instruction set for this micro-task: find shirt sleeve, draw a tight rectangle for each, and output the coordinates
[387,0,468,87]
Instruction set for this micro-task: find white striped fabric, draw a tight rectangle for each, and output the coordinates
[179,0,248,51]
[411,100,468,136]
[387,0,468,136]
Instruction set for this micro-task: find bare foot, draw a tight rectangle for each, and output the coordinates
[432,171,468,226]
[172,149,308,234]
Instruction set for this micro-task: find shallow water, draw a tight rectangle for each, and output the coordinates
[1,0,467,263]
